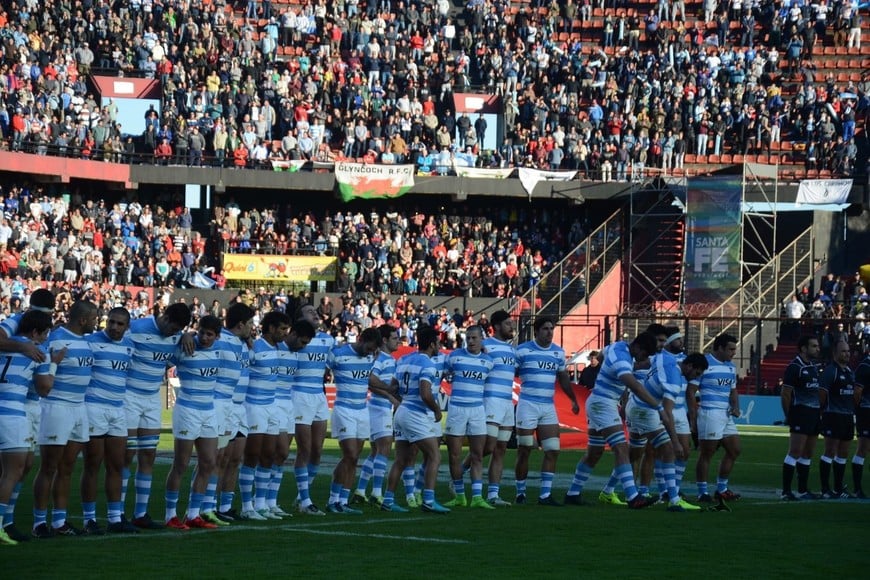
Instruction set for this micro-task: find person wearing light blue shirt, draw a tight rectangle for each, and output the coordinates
[514,317,579,506]
[687,333,742,503]
[163,316,223,530]
[443,326,494,509]
[32,300,98,538]
[326,328,381,514]
[0,310,58,546]
[81,308,137,535]
[565,332,661,509]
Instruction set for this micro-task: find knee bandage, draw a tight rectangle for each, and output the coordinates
[605,430,627,447]
[651,431,671,448]
[138,435,160,450]
[629,435,648,449]
[486,424,501,439]
[497,429,513,443]
[541,437,560,452]
[588,435,606,448]
[517,435,535,447]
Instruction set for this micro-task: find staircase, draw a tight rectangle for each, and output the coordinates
[739,339,797,395]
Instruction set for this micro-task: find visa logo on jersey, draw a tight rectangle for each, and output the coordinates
[537,362,559,371]
[351,370,370,379]
[307,353,328,362]
[199,367,219,377]
[111,361,129,371]
[152,352,173,362]
[461,371,485,381]
[77,357,95,366]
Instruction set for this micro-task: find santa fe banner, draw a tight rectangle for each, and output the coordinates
[222,254,338,281]
[684,176,743,307]
[518,168,577,198]
[796,179,852,205]
[335,162,415,202]
[455,166,515,179]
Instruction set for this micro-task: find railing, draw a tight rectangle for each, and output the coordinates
[515,208,623,337]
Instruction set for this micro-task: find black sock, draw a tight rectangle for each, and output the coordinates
[852,462,864,494]
[796,463,810,493]
[820,460,832,492]
[782,463,795,494]
[833,461,846,493]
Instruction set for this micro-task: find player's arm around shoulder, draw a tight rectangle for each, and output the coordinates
[34,346,69,397]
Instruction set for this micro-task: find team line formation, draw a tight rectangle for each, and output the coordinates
[1,291,868,545]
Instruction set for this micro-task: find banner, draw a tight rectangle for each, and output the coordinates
[455,166,514,179]
[335,162,415,202]
[270,159,307,172]
[684,176,742,307]
[796,179,852,205]
[517,168,577,198]
[222,254,338,281]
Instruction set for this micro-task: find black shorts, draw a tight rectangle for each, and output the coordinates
[821,413,855,441]
[856,408,870,438]
[788,405,821,436]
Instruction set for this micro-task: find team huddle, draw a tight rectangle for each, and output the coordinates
[1,294,764,546]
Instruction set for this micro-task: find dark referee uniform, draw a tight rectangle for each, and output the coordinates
[820,361,856,441]
[782,354,821,435]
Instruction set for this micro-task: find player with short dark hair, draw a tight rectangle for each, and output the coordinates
[780,336,823,501]
[819,340,856,499]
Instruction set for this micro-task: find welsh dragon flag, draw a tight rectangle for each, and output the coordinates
[335,162,415,202]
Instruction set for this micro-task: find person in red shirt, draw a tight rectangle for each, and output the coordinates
[233,143,249,168]
[155,138,173,164]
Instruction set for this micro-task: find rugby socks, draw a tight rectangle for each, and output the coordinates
[6,482,21,525]
[254,466,270,511]
[796,458,812,493]
[371,455,388,498]
[540,472,554,499]
[414,463,425,494]
[134,472,152,518]
[819,455,833,492]
[654,461,666,495]
[716,477,729,494]
[329,481,342,505]
[616,463,639,501]
[203,475,219,513]
[295,466,311,506]
[357,456,375,495]
[267,465,283,509]
[674,460,687,493]
[383,490,395,507]
[782,455,798,495]
[307,464,319,487]
[121,467,130,507]
[339,488,350,506]
[219,492,235,513]
[33,508,48,529]
[452,479,464,496]
[422,489,435,507]
[663,463,679,505]
[471,479,483,499]
[107,501,123,524]
[515,479,527,496]
[239,465,255,512]
[832,457,847,493]
[638,485,650,496]
[187,492,204,520]
[566,462,593,496]
[696,481,709,498]
[51,509,66,529]
[0,503,6,528]
[852,456,865,494]
[82,501,97,524]
[602,470,618,495]
[487,484,500,501]
[165,490,179,522]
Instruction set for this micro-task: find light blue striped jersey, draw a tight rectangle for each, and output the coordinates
[126,316,183,397]
[369,350,397,410]
[0,340,45,417]
[37,327,93,404]
[431,352,447,395]
[446,348,494,407]
[633,350,681,410]
[516,340,566,404]
[292,331,333,395]
[246,338,282,406]
[591,341,635,401]
[86,331,134,408]
[0,312,23,338]
[214,329,242,401]
[483,337,517,401]
[329,343,375,410]
[275,342,296,401]
[697,353,736,411]
[671,351,689,410]
[174,338,221,411]
[396,351,439,415]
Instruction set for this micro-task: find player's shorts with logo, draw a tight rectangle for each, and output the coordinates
[445,404,487,437]
[331,406,370,441]
[0,415,30,450]
[626,400,663,435]
[788,404,821,436]
[245,403,280,436]
[274,397,295,435]
[394,406,439,443]
[672,407,691,435]
[87,403,127,437]
[585,394,623,432]
[516,399,558,431]
[697,408,739,441]
[368,404,394,441]
[856,408,870,438]
[821,412,854,441]
[125,392,162,431]
[293,391,328,426]
[172,405,218,440]
[484,397,515,428]
[39,401,89,445]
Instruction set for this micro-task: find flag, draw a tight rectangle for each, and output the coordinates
[271,159,307,172]
[517,168,578,199]
[455,166,515,179]
[796,179,852,205]
[335,162,415,202]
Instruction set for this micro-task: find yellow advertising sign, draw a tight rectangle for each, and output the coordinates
[222,254,338,281]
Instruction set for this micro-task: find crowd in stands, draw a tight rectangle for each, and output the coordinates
[0,0,867,180]
[0,179,592,310]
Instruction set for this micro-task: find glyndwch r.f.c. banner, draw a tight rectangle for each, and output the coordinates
[684,177,742,308]
[335,162,415,202]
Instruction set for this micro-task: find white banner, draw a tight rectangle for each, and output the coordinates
[455,166,515,179]
[796,179,852,205]
[518,168,578,198]
[270,159,307,172]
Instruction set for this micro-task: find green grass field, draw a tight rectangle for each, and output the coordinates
[5,428,868,579]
